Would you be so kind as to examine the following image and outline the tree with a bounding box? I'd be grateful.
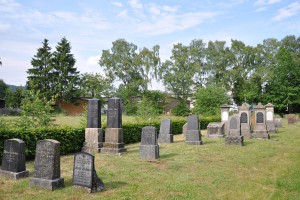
[0,79,8,99]
[53,37,80,102]
[99,39,160,114]
[194,85,230,116]
[27,39,54,100]
[5,86,25,108]
[79,72,114,99]
[265,47,300,113]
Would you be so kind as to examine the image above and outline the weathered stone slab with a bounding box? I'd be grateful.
[206,122,225,138]
[274,117,282,127]
[140,126,159,160]
[29,139,64,191]
[82,128,103,153]
[73,152,105,193]
[225,135,244,146]
[158,119,173,143]
[0,139,29,179]
[228,115,241,136]
[186,115,203,145]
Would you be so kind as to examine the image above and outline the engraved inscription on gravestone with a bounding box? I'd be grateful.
[240,113,248,124]
[256,112,264,123]
[229,117,238,129]
[187,115,199,130]
[87,99,101,128]
[73,152,93,188]
[141,126,157,145]
[107,98,122,128]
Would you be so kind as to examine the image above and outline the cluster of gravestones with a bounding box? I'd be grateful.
[206,102,284,146]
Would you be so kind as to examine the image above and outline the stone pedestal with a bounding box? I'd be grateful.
[0,169,29,179]
[101,128,126,154]
[225,135,244,146]
[206,122,225,138]
[186,130,203,145]
[30,177,65,191]
[139,145,159,160]
[241,124,252,139]
[82,128,103,153]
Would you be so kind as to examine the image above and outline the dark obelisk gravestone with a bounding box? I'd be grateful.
[101,97,126,154]
[0,139,29,179]
[140,126,159,160]
[158,119,173,143]
[186,115,203,145]
[225,115,244,146]
[73,152,105,193]
[82,98,103,153]
[29,139,64,190]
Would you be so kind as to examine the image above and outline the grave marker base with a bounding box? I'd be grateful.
[140,145,159,160]
[0,169,29,179]
[225,136,244,146]
[158,134,173,143]
[30,177,64,191]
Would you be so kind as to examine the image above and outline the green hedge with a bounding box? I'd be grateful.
[0,116,220,162]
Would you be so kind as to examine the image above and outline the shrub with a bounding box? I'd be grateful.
[172,102,190,116]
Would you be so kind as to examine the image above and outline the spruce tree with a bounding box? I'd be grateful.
[53,37,80,102]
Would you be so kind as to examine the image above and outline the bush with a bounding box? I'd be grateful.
[172,103,190,116]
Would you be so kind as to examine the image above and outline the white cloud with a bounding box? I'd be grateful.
[128,0,143,10]
[112,1,123,7]
[117,9,129,18]
[255,0,281,6]
[0,23,11,31]
[255,6,268,12]
[0,0,20,14]
[273,2,300,21]
[87,55,100,66]
[147,4,160,15]
[162,5,178,12]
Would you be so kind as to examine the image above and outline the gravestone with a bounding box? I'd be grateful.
[140,126,159,160]
[238,103,252,139]
[101,97,126,154]
[158,119,173,143]
[287,114,297,124]
[265,103,276,132]
[73,152,105,193]
[29,139,64,190]
[206,122,225,138]
[82,99,103,153]
[182,123,187,136]
[274,117,282,128]
[225,115,244,146]
[252,103,269,139]
[221,104,230,133]
[0,139,29,179]
[186,115,203,145]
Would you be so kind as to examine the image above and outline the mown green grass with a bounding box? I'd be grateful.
[0,119,300,199]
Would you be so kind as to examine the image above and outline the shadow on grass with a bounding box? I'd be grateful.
[202,140,218,145]
[160,153,178,159]
[106,181,128,189]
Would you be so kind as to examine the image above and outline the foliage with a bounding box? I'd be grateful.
[4,86,25,108]
[194,85,230,116]
[172,102,190,116]
[17,90,56,129]
[0,79,8,99]
[136,97,159,119]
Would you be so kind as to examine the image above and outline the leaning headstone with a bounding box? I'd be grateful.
[82,98,103,153]
[186,115,203,145]
[29,139,64,190]
[225,115,244,146]
[239,103,252,138]
[140,126,159,160]
[73,152,105,193]
[158,119,173,143]
[0,139,29,179]
[252,103,270,139]
[206,122,225,138]
[265,103,276,133]
[101,97,126,154]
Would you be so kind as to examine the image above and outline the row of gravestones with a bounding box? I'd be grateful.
[0,139,105,192]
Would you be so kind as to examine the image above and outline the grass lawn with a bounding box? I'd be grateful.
[0,119,300,199]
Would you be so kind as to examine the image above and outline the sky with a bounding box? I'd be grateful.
[0,0,300,89]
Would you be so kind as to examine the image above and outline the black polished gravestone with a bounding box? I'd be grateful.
[29,139,64,191]
[73,152,105,193]
[82,99,103,153]
[101,97,126,155]
[157,119,173,143]
[186,115,203,145]
[0,139,29,179]
[140,126,159,160]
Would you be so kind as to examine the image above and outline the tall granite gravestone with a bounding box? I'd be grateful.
[73,152,105,193]
[252,103,270,139]
[158,119,173,143]
[0,139,29,179]
[82,98,103,153]
[186,115,203,145]
[206,122,225,138]
[140,126,159,160]
[265,103,276,133]
[239,103,252,139]
[221,104,230,134]
[101,97,126,154]
[225,115,244,146]
[30,139,64,190]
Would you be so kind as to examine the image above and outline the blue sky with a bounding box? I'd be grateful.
[0,0,300,88]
